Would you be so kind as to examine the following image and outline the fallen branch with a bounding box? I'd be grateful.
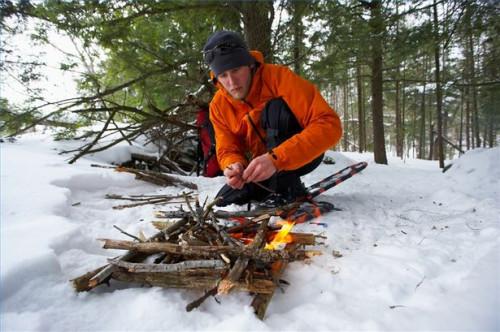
[111,270,275,294]
[117,166,198,189]
[109,258,226,273]
[99,238,312,263]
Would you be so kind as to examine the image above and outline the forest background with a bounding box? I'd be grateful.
[1,0,498,170]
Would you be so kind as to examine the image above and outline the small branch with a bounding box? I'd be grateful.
[186,287,218,312]
[113,225,144,242]
[415,276,426,291]
[116,166,198,189]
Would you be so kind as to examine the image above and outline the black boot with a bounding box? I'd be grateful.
[259,175,307,208]
[215,182,270,207]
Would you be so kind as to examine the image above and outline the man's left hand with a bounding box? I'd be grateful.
[243,153,277,183]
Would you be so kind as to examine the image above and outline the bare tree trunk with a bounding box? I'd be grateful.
[441,47,448,159]
[487,118,495,147]
[418,55,428,159]
[395,77,403,158]
[411,96,416,159]
[433,0,445,168]
[291,1,306,76]
[402,64,407,158]
[368,0,387,164]
[468,27,481,148]
[395,2,403,158]
[418,82,427,159]
[465,82,471,150]
[356,60,366,153]
[233,1,274,61]
[428,125,434,160]
[459,86,464,152]
[343,77,349,151]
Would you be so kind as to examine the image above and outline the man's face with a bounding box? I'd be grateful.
[217,65,252,100]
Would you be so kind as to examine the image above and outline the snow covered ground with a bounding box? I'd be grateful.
[1,133,499,331]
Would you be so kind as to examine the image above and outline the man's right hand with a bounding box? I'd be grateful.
[224,162,245,189]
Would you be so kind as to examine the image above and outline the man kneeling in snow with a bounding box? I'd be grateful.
[203,31,342,207]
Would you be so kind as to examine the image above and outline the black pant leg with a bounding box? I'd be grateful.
[261,98,323,190]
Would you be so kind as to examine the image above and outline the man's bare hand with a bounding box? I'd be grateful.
[224,162,245,189]
[243,153,277,183]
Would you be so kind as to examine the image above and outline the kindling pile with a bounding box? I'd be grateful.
[71,162,367,319]
[71,197,325,320]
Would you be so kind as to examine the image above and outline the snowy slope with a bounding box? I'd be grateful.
[1,133,499,331]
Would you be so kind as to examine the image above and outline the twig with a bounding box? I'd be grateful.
[184,193,202,225]
[113,225,144,242]
[415,276,426,291]
[186,287,218,312]
[209,212,243,248]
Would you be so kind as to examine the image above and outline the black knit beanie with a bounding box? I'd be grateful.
[202,31,254,77]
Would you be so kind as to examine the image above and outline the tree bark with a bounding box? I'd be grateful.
[111,270,275,294]
[395,3,403,158]
[233,1,274,61]
[356,60,366,153]
[433,0,445,168]
[291,1,306,75]
[100,239,312,263]
[467,18,481,148]
[418,81,427,159]
[368,0,388,164]
[343,76,349,151]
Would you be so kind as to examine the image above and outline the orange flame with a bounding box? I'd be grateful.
[265,220,295,250]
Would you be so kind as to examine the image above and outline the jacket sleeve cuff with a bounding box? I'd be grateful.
[268,149,285,171]
[220,156,248,171]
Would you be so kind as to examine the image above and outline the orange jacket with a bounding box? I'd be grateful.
[209,51,342,172]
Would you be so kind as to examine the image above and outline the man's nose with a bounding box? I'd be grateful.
[227,73,237,86]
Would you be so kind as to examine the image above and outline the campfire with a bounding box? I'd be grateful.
[71,196,325,319]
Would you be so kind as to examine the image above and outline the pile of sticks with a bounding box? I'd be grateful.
[71,197,322,319]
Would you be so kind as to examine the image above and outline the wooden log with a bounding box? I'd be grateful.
[99,239,310,263]
[110,270,275,294]
[109,259,226,273]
